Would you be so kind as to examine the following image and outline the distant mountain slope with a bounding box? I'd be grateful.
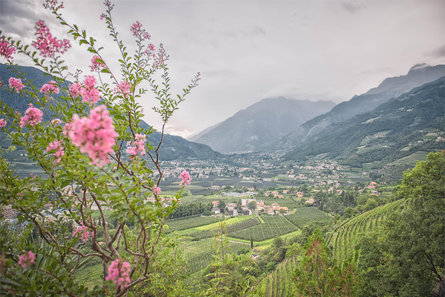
[190,97,335,154]
[280,64,445,148]
[0,63,220,161]
[285,76,445,172]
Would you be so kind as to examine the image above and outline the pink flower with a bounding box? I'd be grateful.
[69,83,81,98]
[20,104,43,127]
[126,133,146,157]
[80,76,100,104]
[51,118,61,125]
[43,0,64,10]
[153,185,161,195]
[40,80,59,95]
[130,21,152,44]
[90,55,106,72]
[179,170,191,185]
[0,38,15,60]
[0,119,6,128]
[115,80,131,98]
[106,258,131,290]
[9,77,24,92]
[46,139,64,163]
[148,44,155,52]
[32,20,70,58]
[65,105,118,167]
[130,21,142,37]
[18,251,35,269]
[73,224,92,243]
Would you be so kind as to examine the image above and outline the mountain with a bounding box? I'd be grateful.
[280,64,445,148]
[190,97,335,154]
[285,76,445,179]
[0,63,221,162]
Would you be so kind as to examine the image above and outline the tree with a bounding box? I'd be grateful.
[357,151,445,297]
[217,200,226,214]
[0,0,199,295]
[293,229,358,297]
[247,201,256,211]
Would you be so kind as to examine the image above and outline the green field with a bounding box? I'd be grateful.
[165,216,222,232]
[183,238,248,274]
[285,207,332,228]
[229,215,297,242]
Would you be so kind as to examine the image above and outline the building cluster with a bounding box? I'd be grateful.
[211,198,289,216]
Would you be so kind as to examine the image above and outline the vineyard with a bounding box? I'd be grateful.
[285,207,332,228]
[183,238,248,274]
[253,256,299,297]
[166,216,222,232]
[327,199,405,263]
[190,217,261,240]
[229,215,297,242]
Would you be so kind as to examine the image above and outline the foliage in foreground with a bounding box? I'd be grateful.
[356,151,445,297]
[0,0,198,295]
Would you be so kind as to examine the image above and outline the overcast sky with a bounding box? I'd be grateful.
[1,0,444,137]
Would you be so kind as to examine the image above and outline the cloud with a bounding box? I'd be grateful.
[341,0,366,14]
[430,44,445,58]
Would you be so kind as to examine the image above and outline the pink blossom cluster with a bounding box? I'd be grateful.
[115,80,131,98]
[40,81,59,95]
[32,20,71,58]
[20,104,43,128]
[46,139,64,163]
[51,118,61,125]
[64,105,118,167]
[18,251,35,269]
[130,21,155,56]
[126,133,146,157]
[90,55,106,72]
[0,38,15,60]
[153,185,161,195]
[80,76,100,104]
[43,0,64,10]
[106,258,131,290]
[72,224,92,243]
[69,82,81,98]
[179,170,191,185]
[8,77,24,92]
[0,119,6,128]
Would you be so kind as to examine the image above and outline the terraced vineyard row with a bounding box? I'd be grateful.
[327,199,405,264]
[229,215,297,242]
[253,256,298,297]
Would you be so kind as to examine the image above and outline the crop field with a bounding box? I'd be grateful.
[183,238,248,274]
[166,216,222,232]
[327,199,405,264]
[228,215,297,242]
[190,217,261,240]
[285,207,332,228]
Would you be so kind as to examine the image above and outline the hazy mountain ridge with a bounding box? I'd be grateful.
[191,97,335,154]
[280,64,445,148]
[0,63,221,161]
[285,76,445,173]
